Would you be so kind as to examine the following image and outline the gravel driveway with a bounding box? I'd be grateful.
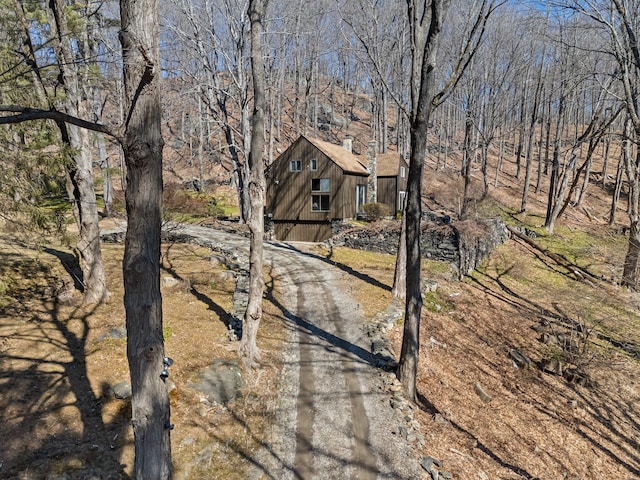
[110,223,424,479]
[256,241,423,480]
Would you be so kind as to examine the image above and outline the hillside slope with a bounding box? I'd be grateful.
[319,149,640,478]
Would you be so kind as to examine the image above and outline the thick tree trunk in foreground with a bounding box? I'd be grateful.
[397,0,450,403]
[398,122,429,402]
[119,0,172,477]
[239,0,268,366]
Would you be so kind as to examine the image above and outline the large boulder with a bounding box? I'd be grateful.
[188,359,244,404]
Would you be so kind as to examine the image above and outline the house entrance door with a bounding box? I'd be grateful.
[356,184,367,214]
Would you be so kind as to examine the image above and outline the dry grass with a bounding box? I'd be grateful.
[309,244,396,318]
[398,236,640,480]
[0,230,283,479]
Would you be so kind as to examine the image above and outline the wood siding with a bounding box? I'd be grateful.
[274,221,332,242]
[378,176,398,213]
[266,136,367,226]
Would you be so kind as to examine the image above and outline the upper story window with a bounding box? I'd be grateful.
[400,166,406,178]
[310,158,318,171]
[290,160,302,172]
[311,178,330,192]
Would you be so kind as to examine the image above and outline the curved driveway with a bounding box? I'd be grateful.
[164,224,423,479]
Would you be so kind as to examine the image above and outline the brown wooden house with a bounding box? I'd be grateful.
[266,135,408,242]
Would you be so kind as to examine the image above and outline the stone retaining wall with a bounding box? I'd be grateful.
[331,216,508,279]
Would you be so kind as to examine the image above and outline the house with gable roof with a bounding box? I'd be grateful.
[265,135,408,242]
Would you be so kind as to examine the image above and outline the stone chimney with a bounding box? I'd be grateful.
[342,137,353,154]
[367,140,377,204]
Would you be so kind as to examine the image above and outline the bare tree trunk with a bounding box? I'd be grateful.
[602,132,611,187]
[67,126,108,304]
[460,102,474,219]
[545,90,612,231]
[557,140,599,220]
[48,0,109,304]
[543,101,552,176]
[119,0,172,476]
[392,211,407,300]
[544,93,566,232]
[394,0,496,400]
[514,77,529,180]
[521,60,544,213]
[197,94,205,191]
[622,220,640,289]
[480,143,489,199]
[382,87,388,153]
[397,0,451,403]
[293,5,302,137]
[494,133,504,188]
[97,135,113,216]
[622,122,640,288]
[577,138,596,206]
[609,154,624,227]
[535,105,546,193]
[239,0,268,366]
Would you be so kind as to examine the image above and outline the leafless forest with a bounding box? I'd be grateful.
[2,1,640,479]
[4,0,640,284]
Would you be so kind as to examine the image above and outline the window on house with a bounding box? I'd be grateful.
[400,166,406,178]
[290,159,302,172]
[312,194,330,211]
[310,158,318,171]
[311,178,330,192]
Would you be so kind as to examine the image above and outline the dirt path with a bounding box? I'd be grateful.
[172,224,423,479]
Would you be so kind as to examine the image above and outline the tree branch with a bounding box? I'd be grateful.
[0,105,122,141]
[433,0,505,109]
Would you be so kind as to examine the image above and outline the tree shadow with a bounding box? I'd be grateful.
[544,387,639,476]
[268,241,392,292]
[159,243,231,328]
[449,268,640,477]
[44,247,85,292]
[198,397,417,480]
[414,394,535,480]
[467,268,563,323]
[183,265,416,480]
[263,267,390,371]
[0,253,130,479]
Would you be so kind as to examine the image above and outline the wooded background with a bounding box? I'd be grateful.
[3,1,640,477]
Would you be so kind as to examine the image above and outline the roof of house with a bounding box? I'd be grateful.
[305,136,369,175]
[377,153,404,177]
